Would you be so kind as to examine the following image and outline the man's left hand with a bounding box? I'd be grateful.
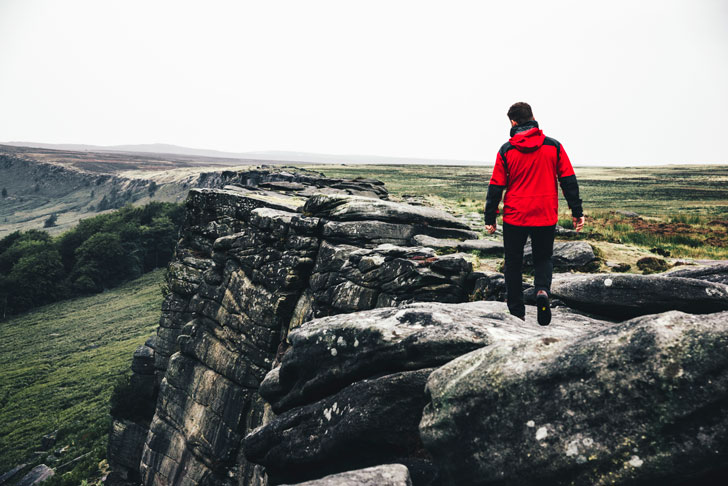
[485,223,497,234]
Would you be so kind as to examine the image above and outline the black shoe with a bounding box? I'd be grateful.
[536,291,551,326]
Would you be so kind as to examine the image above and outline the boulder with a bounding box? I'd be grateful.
[40,430,57,450]
[420,310,728,486]
[456,238,503,255]
[131,344,155,375]
[554,224,578,237]
[308,243,473,317]
[410,235,459,251]
[260,301,610,414]
[550,273,728,320]
[524,241,597,271]
[246,370,435,485]
[304,194,470,230]
[278,464,412,486]
[16,465,54,486]
[665,262,728,285]
[469,271,531,302]
[107,419,149,480]
[412,235,504,255]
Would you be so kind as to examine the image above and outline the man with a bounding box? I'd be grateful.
[484,102,584,326]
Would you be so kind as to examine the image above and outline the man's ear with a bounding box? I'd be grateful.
[510,120,518,127]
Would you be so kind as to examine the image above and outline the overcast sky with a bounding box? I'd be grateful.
[1,0,726,165]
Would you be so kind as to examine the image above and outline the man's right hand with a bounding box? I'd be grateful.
[573,216,585,232]
[485,223,497,234]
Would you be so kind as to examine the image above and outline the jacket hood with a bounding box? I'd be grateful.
[509,120,545,153]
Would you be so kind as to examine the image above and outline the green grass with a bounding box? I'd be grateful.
[0,270,164,484]
[306,164,728,218]
[305,164,728,260]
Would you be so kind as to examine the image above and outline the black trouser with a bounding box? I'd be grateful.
[503,222,555,318]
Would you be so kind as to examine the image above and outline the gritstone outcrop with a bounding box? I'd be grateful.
[107,167,728,486]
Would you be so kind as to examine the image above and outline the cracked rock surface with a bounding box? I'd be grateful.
[420,310,728,486]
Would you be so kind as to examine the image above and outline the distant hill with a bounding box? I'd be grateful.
[4,142,482,166]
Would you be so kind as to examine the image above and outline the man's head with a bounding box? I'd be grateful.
[507,102,534,127]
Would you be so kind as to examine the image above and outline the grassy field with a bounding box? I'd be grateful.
[305,164,728,260]
[0,270,164,485]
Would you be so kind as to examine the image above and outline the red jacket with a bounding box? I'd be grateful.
[485,121,582,227]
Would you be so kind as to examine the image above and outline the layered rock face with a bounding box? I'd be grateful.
[109,168,728,486]
[108,170,478,486]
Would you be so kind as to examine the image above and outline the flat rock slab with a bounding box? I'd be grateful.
[260,301,611,413]
[278,464,413,486]
[550,273,728,320]
[524,241,597,271]
[322,220,478,247]
[246,370,433,485]
[16,465,54,486]
[412,235,503,255]
[665,262,728,285]
[420,310,728,486]
[304,194,469,230]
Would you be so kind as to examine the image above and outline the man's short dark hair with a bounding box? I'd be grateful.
[507,102,534,125]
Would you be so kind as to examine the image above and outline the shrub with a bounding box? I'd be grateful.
[44,213,58,228]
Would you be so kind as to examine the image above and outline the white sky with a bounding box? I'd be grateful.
[1,0,727,165]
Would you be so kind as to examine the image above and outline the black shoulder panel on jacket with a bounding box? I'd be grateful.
[499,142,514,158]
[543,136,561,162]
[498,142,514,180]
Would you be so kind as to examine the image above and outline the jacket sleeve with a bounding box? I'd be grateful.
[484,152,507,225]
[556,146,583,218]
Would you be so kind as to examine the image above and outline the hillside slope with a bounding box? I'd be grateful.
[0,270,164,483]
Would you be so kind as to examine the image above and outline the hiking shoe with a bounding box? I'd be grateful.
[536,290,551,326]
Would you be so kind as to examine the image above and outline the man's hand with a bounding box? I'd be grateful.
[485,223,497,234]
[573,216,585,232]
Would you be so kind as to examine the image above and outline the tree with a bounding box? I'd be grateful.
[8,245,66,313]
[44,213,58,228]
[72,232,133,291]
[141,216,176,270]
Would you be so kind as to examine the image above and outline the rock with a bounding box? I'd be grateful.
[304,194,470,230]
[412,235,504,256]
[0,464,27,484]
[637,256,670,274]
[16,465,54,486]
[278,464,413,486]
[107,419,149,481]
[308,242,472,318]
[554,224,578,237]
[40,430,57,450]
[131,344,154,375]
[550,273,728,320]
[615,210,640,218]
[322,220,478,248]
[420,310,728,486]
[411,235,459,251]
[456,238,503,255]
[524,241,598,271]
[260,301,610,414]
[469,271,531,302]
[246,370,435,485]
[665,262,728,285]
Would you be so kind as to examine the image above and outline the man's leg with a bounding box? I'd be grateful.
[530,225,556,325]
[503,222,529,319]
[529,225,556,294]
